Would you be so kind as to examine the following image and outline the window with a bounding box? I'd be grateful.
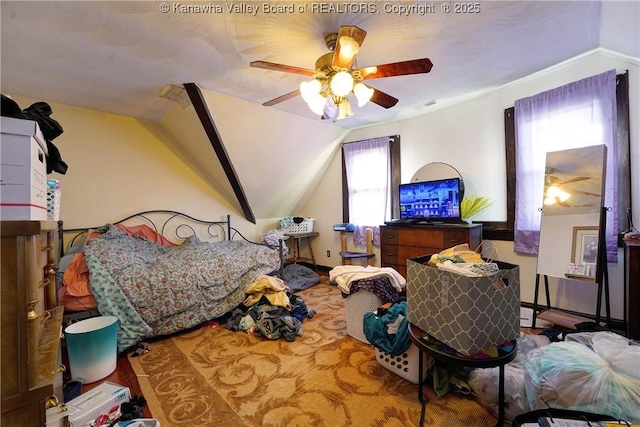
[491,71,631,246]
[514,69,619,261]
[341,135,401,246]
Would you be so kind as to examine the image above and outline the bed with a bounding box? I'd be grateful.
[57,210,285,352]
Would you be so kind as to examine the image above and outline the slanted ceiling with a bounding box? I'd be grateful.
[1,1,638,221]
[159,86,347,220]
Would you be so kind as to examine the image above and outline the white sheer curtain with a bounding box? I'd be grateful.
[514,69,618,261]
[343,137,390,246]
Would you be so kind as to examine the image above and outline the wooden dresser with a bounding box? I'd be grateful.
[624,239,640,340]
[1,221,64,426]
[380,223,482,277]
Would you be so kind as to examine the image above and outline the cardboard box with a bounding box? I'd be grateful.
[407,255,520,356]
[1,116,48,220]
[65,381,130,427]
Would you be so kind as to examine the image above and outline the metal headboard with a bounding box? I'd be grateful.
[60,210,284,276]
[62,210,231,248]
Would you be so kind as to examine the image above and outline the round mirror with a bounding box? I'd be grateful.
[411,162,465,199]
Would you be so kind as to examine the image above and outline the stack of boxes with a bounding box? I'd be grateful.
[1,116,49,220]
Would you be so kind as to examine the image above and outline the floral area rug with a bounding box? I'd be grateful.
[128,281,498,426]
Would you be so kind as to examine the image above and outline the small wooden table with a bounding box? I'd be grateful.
[408,323,518,427]
[285,232,319,270]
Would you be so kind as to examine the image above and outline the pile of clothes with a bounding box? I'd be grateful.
[223,275,316,341]
[329,265,405,299]
[428,243,499,277]
[362,301,411,356]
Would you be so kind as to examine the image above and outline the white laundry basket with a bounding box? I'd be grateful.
[375,343,434,384]
[285,218,315,234]
[344,290,384,344]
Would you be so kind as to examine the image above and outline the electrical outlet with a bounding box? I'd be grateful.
[326,250,331,257]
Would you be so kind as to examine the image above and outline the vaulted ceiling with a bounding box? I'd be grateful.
[1,1,638,220]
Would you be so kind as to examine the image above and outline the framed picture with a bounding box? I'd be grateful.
[571,226,599,264]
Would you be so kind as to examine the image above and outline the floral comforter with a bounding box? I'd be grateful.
[83,225,281,351]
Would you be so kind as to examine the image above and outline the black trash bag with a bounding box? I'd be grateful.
[1,94,68,175]
[21,101,64,141]
[45,141,68,174]
[1,94,22,116]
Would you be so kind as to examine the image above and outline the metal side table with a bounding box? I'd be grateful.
[408,323,518,427]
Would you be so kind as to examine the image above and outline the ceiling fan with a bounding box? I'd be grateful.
[250,26,433,121]
[544,169,596,207]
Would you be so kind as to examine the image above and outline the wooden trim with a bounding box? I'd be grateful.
[390,135,401,220]
[183,83,256,224]
[341,150,349,223]
[503,107,516,232]
[616,72,632,235]
[476,108,514,242]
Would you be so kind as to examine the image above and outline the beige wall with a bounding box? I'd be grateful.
[6,94,279,241]
[302,50,639,320]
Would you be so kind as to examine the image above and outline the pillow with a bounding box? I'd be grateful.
[262,230,289,257]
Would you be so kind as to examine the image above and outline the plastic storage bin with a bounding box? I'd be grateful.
[47,189,61,221]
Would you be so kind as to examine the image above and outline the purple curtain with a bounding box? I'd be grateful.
[514,69,618,262]
[343,137,390,247]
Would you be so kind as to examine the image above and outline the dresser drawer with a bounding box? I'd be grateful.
[381,228,398,245]
[398,229,445,247]
[34,307,63,389]
[381,245,398,265]
[398,245,440,260]
[380,224,482,281]
[444,230,469,248]
[25,234,51,323]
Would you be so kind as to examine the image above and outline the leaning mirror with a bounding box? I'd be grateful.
[536,145,607,281]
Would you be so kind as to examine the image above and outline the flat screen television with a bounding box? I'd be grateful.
[399,177,464,222]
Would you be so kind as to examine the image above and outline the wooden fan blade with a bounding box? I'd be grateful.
[369,87,398,109]
[558,176,590,185]
[262,89,300,106]
[250,60,316,77]
[565,188,600,198]
[332,26,367,69]
[357,58,434,80]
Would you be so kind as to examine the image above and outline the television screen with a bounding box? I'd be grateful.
[399,178,463,221]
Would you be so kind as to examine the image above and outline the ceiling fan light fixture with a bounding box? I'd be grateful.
[353,82,374,107]
[300,79,321,103]
[321,98,353,122]
[544,185,571,206]
[330,71,353,97]
[337,36,360,64]
[558,191,570,202]
[336,98,353,121]
[308,94,327,115]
